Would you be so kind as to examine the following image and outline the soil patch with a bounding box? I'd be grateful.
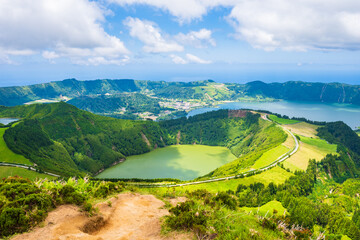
[12,193,192,240]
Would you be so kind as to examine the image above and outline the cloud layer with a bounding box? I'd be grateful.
[170,53,211,64]
[123,17,183,53]
[0,0,129,65]
[113,0,360,51]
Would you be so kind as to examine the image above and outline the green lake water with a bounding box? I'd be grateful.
[96,145,236,180]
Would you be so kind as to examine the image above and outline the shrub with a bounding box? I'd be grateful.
[212,192,237,210]
[166,200,207,230]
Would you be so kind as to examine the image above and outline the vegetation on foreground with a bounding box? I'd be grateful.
[0,176,127,237]
[2,158,360,239]
[1,118,360,239]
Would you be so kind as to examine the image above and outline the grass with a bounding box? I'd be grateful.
[282,131,295,149]
[299,136,337,153]
[283,122,319,138]
[241,200,287,217]
[283,140,337,171]
[0,166,56,180]
[0,128,32,165]
[251,145,289,169]
[268,115,300,125]
[161,167,292,194]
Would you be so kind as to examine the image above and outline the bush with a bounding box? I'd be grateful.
[0,207,29,236]
[212,192,237,210]
[166,201,207,230]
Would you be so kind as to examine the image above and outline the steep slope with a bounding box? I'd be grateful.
[0,102,168,176]
[0,79,139,106]
[0,104,287,178]
[68,93,162,118]
[245,81,360,105]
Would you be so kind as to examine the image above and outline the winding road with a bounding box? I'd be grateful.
[0,162,60,177]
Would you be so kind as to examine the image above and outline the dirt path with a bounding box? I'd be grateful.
[12,193,191,240]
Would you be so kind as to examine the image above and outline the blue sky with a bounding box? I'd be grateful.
[0,0,360,87]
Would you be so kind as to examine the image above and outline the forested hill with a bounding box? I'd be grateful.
[0,103,269,177]
[245,81,360,105]
[0,78,139,106]
[1,78,360,106]
[0,102,169,176]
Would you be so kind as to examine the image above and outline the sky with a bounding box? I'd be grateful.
[0,0,360,87]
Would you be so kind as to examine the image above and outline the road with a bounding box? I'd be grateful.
[138,114,299,188]
[0,162,60,177]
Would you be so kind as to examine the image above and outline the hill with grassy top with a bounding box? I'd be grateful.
[0,103,281,178]
[1,79,360,109]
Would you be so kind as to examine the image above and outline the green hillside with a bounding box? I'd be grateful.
[1,79,359,107]
[67,93,162,119]
[0,104,282,178]
[0,127,32,165]
[245,81,360,105]
[0,102,169,176]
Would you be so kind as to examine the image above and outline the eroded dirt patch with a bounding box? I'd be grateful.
[12,193,192,240]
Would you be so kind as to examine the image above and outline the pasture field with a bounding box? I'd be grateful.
[268,115,300,125]
[299,136,337,153]
[251,145,289,169]
[241,200,287,217]
[0,166,56,180]
[282,131,295,149]
[0,128,32,165]
[283,139,337,171]
[283,122,319,138]
[149,166,293,195]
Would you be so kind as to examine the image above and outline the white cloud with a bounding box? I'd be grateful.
[124,17,183,53]
[112,0,360,51]
[170,54,187,64]
[228,0,360,51]
[42,51,59,60]
[170,53,211,64]
[0,0,129,65]
[175,29,216,48]
[186,53,211,64]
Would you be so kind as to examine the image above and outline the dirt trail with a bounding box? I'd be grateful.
[12,193,191,240]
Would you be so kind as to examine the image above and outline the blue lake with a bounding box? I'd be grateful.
[0,118,19,125]
[188,101,360,129]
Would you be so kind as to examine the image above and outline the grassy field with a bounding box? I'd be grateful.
[299,136,337,153]
[141,167,293,198]
[0,166,56,180]
[174,167,292,194]
[268,115,300,125]
[0,128,32,165]
[282,131,295,149]
[283,139,337,171]
[241,200,287,217]
[283,122,319,138]
[251,145,289,169]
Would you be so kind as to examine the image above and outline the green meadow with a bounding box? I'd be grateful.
[268,115,300,125]
[0,166,56,180]
[251,145,289,169]
[299,135,337,153]
[241,200,287,217]
[0,128,32,165]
